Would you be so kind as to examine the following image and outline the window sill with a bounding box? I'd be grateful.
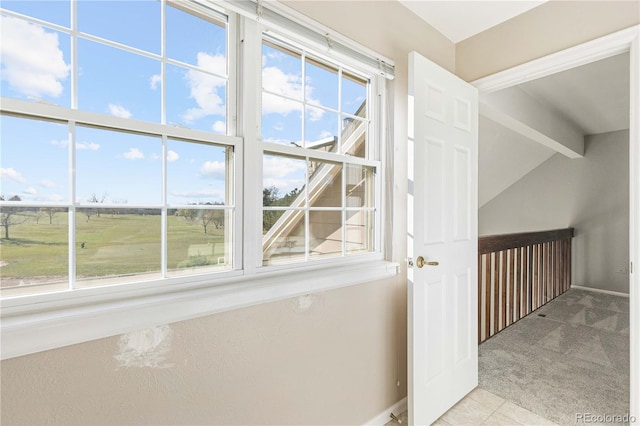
[0,259,399,360]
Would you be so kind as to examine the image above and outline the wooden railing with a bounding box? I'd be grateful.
[478,228,574,343]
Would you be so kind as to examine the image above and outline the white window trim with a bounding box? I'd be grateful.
[0,0,397,360]
[1,258,398,360]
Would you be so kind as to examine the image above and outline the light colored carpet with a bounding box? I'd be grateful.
[479,288,630,425]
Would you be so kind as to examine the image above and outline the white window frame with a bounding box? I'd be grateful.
[0,0,397,360]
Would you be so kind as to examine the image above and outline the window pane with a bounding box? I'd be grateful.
[309,210,342,259]
[342,72,367,117]
[0,207,69,297]
[0,115,69,202]
[262,210,305,265]
[167,140,231,205]
[262,41,302,100]
[1,1,70,27]
[75,126,161,204]
[167,208,231,276]
[261,93,302,144]
[305,107,338,149]
[0,16,71,106]
[309,160,342,208]
[77,0,160,53]
[341,117,367,157]
[346,210,374,254]
[262,41,304,145]
[78,38,160,122]
[75,208,160,286]
[166,4,226,70]
[305,57,338,109]
[263,154,306,207]
[346,164,374,208]
[166,63,227,133]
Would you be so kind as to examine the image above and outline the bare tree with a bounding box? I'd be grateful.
[177,205,223,234]
[40,207,62,225]
[88,192,109,218]
[177,208,198,223]
[0,196,27,239]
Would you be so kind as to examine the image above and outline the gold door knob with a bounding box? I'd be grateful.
[416,256,439,268]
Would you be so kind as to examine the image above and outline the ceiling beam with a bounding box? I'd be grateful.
[480,86,584,158]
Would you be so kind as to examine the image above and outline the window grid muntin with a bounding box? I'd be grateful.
[261,149,377,265]
[0,101,238,293]
[261,34,372,157]
[1,2,230,132]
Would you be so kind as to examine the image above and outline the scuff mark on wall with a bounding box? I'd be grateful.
[114,325,174,369]
[292,294,315,313]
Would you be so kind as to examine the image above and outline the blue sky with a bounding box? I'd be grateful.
[0,1,367,205]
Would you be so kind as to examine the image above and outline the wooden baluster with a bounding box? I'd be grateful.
[532,244,538,311]
[485,253,491,340]
[478,253,482,344]
[515,247,521,321]
[509,248,515,326]
[501,250,507,330]
[493,252,500,334]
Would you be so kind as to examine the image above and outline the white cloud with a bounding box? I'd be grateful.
[51,139,69,148]
[76,141,100,150]
[0,167,27,183]
[0,16,70,98]
[263,156,306,179]
[108,103,132,119]
[182,52,226,123]
[166,150,179,162]
[212,120,226,134]
[262,66,302,100]
[273,122,284,132]
[200,161,225,179]
[123,148,144,160]
[39,179,57,188]
[318,130,334,139]
[23,187,37,195]
[150,74,161,90]
[262,66,324,121]
[262,156,306,194]
[306,105,324,121]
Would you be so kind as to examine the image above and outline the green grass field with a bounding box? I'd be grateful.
[0,211,227,285]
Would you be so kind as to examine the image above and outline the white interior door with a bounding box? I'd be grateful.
[629,34,639,423]
[408,51,479,425]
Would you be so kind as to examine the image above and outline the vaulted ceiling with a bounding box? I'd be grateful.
[398,1,630,206]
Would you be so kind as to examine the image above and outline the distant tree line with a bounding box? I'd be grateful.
[0,193,229,239]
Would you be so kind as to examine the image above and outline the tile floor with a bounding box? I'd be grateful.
[386,387,558,426]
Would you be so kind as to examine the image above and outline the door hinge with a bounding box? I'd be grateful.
[408,257,414,268]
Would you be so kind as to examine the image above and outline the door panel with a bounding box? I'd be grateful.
[408,51,479,425]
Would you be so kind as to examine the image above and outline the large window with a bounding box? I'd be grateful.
[0,0,387,300]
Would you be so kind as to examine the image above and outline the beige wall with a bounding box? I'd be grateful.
[1,278,405,425]
[479,131,630,294]
[456,0,640,82]
[1,2,452,425]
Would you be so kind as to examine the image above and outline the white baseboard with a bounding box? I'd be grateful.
[363,397,408,426]
[571,285,629,298]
